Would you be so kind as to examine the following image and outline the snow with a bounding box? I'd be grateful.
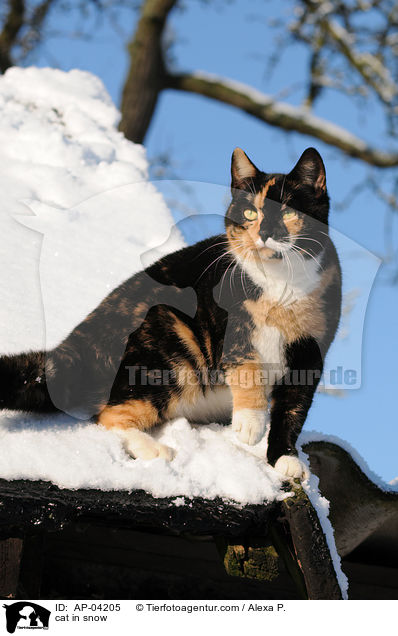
[0,66,183,353]
[0,412,289,503]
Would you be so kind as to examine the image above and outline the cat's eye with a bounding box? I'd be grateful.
[243,209,258,221]
[283,209,298,221]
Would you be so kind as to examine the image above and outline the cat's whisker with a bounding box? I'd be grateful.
[292,244,323,270]
[240,262,250,300]
[195,242,231,259]
[289,234,324,250]
[195,246,239,284]
[288,244,309,276]
[226,252,242,295]
[194,240,233,262]
[233,246,251,300]
[240,266,245,299]
[247,246,292,306]
[197,240,231,256]
[246,179,256,197]
[284,248,294,284]
[240,248,253,299]
[290,243,324,274]
[195,254,229,284]
[217,257,237,302]
[279,252,295,305]
[230,260,241,296]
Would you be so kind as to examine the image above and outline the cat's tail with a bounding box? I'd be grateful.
[0,345,117,419]
[0,351,59,414]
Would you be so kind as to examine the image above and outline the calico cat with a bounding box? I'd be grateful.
[0,147,341,480]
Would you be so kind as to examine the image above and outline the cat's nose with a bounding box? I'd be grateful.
[259,229,270,242]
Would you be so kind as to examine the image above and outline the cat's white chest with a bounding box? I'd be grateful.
[242,252,322,305]
[241,251,323,383]
[252,324,286,384]
[173,385,233,423]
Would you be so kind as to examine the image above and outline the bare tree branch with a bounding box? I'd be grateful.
[165,70,398,167]
[119,0,178,144]
[0,0,59,71]
[305,0,397,107]
[0,0,25,72]
[17,0,56,59]
[291,0,398,115]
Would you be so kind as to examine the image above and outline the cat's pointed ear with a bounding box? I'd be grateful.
[231,148,259,191]
[289,148,326,195]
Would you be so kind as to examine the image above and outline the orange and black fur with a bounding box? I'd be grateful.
[0,147,341,478]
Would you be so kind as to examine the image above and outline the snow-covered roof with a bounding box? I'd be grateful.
[0,66,288,505]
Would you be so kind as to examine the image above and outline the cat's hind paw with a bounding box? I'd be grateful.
[232,409,266,445]
[274,455,309,481]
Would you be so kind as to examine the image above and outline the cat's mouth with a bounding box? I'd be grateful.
[252,237,293,260]
[226,229,294,265]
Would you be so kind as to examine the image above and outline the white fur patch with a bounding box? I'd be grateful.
[264,237,292,253]
[274,455,309,480]
[252,324,283,362]
[232,408,267,445]
[251,325,286,385]
[116,428,174,461]
[174,385,232,424]
[240,250,322,305]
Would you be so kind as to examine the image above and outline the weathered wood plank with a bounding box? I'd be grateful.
[18,534,45,599]
[282,483,343,600]
[0,479,278,539]
[0,538,23,598]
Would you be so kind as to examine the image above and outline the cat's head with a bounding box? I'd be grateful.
[225,147,329,264]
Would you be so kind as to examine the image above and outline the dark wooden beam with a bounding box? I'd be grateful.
[18,534,45,599]
[282,483,343,599]
[0,538,23,598]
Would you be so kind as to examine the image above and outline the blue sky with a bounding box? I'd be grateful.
[30,0,398,481]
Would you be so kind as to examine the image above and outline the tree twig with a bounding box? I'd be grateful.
[17,0,56,60]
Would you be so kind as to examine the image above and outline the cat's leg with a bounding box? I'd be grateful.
[267,337,323,479]
[226,361,268,445]
[97,400,174,461]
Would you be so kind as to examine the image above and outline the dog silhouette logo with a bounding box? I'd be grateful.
[3,602,50,633]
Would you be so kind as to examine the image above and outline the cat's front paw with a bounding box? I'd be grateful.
[117,429,174,461]
[274,455,309,480]
[232,409,266,445]
[132,440,174,462]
